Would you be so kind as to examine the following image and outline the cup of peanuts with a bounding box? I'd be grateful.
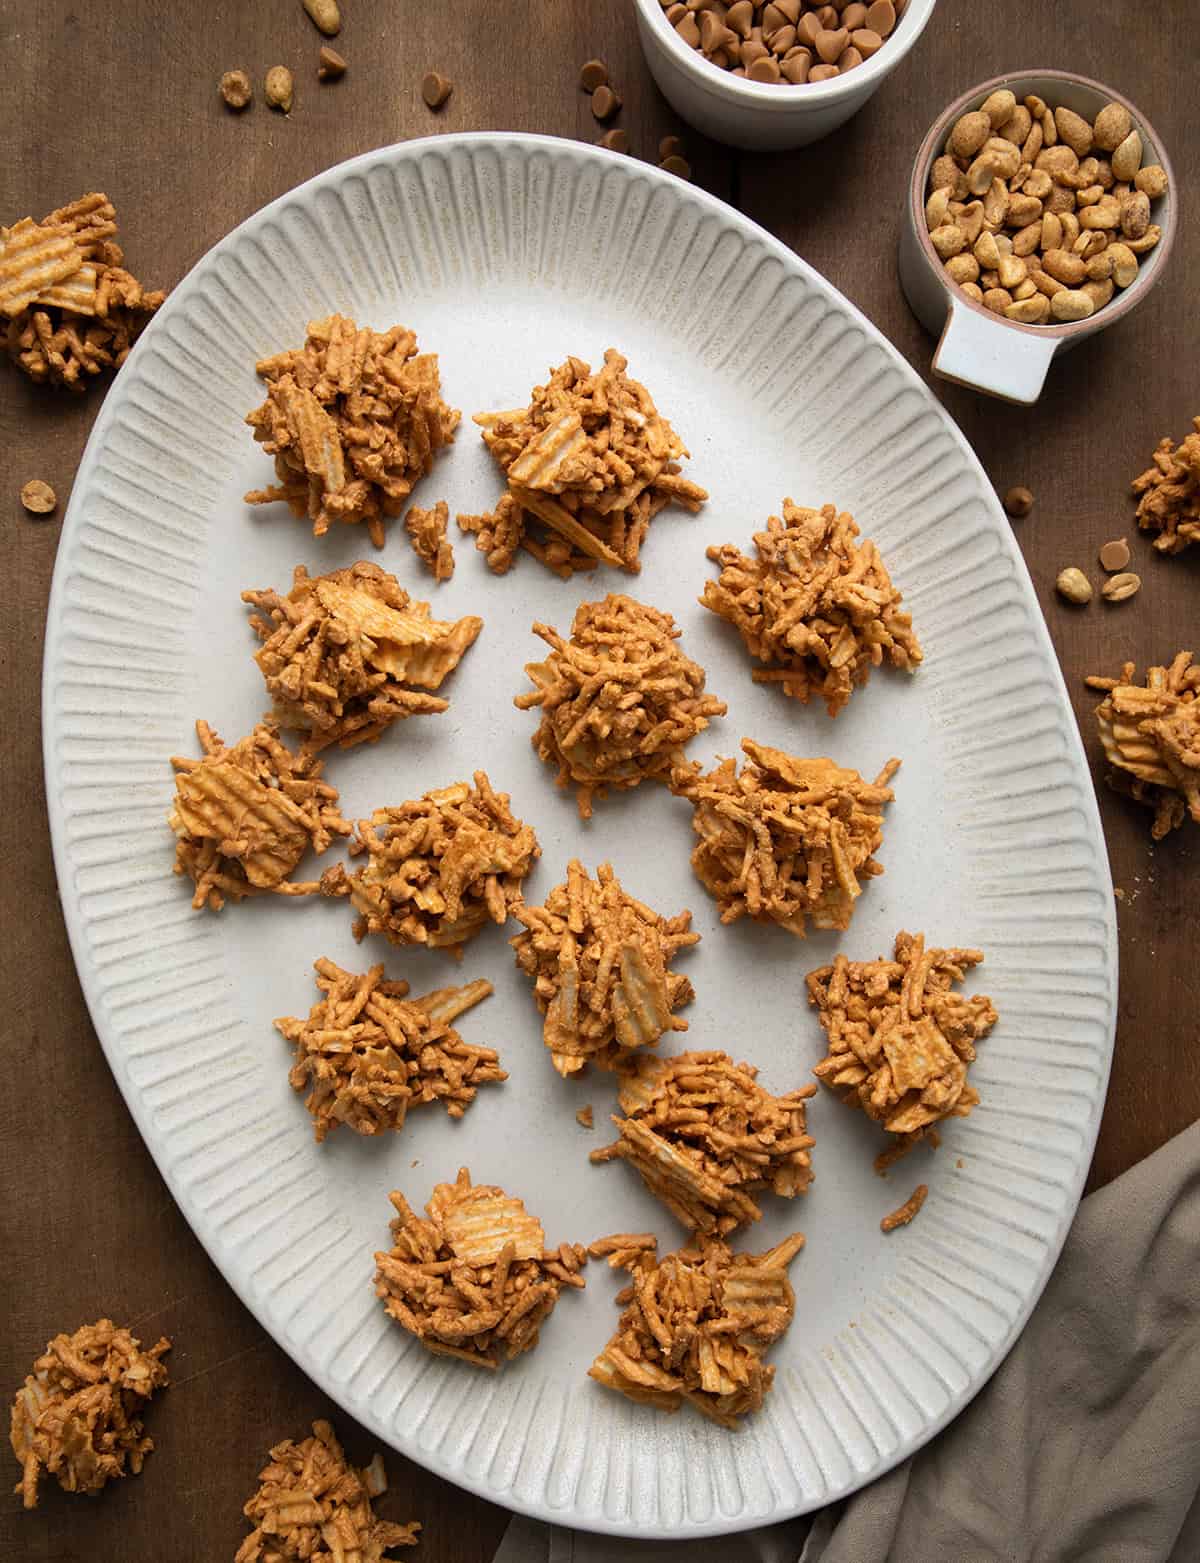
[900,71,1176,404]
[633,0,938,150]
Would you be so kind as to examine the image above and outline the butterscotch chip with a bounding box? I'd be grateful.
[515,594,725,818]
[1085,652,1200,838]
[276,958,500,1142]
[19,479,56,514]
[374,1168,587,1368]
[580,58,609,92]
[235,1420,419,1562]
[1132,416,1200,554]
[317,46,347,79]
[881,1183,928,1232]
[468,348,707,575]
[809,930,998,1153]
[588,1230,805,1426]
[243,561,480,752]
[245,314,460,547]
[659,155,692,179]
[169,718,351,911]
[672,738,899,936]
[591,84,621,120]
[511,860,698,1076]
[421,71,452,109]
[10,1320,170,1509]
[327,771,540,956]
[598,128,629,153]
[2,193,162,391]
[702,500,922,715]
[1098,537,1131,572]
[591,1050,816,1234]
[403,499,455,580]
[659,135,686,160]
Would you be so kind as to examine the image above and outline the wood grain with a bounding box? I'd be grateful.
[1,3,1194,1558]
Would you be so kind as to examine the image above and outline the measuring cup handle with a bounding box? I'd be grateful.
[932,296,1058,405]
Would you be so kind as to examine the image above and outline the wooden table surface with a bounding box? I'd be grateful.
[2,3,1195,1559]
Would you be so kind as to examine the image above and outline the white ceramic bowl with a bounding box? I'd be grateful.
[633,0,938,150]
[899,70,1177,404]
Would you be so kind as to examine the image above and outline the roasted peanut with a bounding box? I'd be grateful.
[1085,251,1115,281]
[1082,277,1114,310]
[1012,221,1043,256]
[1055,567,1093,604]
[945,253,980,285]
[949,110,991,159]
[1106,242,1139,288]
[1050,288,1095,322]
[302,0,341,36]
[1124,224,1161,254]
[929,223,966,259]
[1101,572,1141,602]
[982,287,1013,314]
[960,281,985,304]
[1110,129,1143,182]
[1054,106,1094,157]
[1005,295,1051,324]
[981,88,1017,127]
[1040,212,1063,251]
[1121,190,1151,239]
[1134,164,1168,199]
[265,65,294,112]
[1092,102,1132,152]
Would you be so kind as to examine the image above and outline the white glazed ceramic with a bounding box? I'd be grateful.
[633,0,937,150]
[44,133,1116,1539]
[900,71,1176,405]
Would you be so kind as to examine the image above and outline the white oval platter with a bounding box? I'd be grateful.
[42,133,1116,1539]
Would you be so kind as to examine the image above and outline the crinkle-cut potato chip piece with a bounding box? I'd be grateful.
[235,1419,420,1563]
[591,1050,816,1235]
[244,561,481,754]
[809,930,998,1156]
[587,1231,804,1427]
[245,313,460,547]
[1085,652,1200,839]
[464,348,707,576]
[2,193,164,391]
[168,718,351,911]
[9,1318,170,1509]
[374,1168,587,1369]
[511,860,698,1076]
[324,771,540,957]
[0,218,82,318]
[275,957,501,1143]
[515,593,725,819]
[671,737,899,937]
[1132,417,1200,555]
[701,500,923,717]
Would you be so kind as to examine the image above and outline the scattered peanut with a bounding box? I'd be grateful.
[220,69,253,111]
[302,0,341,36]
[1056,567,1093,604]
[928,91,1165,325]
[657,0,906,82]
[422,71,453,109]
[1098,537,1130,572]
[317,46,346,80]
[1003,485,1034,518]
[265,66,294,113]
[1101,571,1141,602]
[20,479,57,515]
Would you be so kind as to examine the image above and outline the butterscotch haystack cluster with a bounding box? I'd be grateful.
[169,719,350,911]
[591,1051,816,1235]
[404,499,454,580]
[1086,652,1200,838]
[511,860,699,1076]
[275,958,502,1143]
[809,931,998,1155]
[461,348,707,576]
[10,1320,170,1509]
[1132,418,1200,554]
[1,192,164,390]
[701,501,923,716]
[588,1230,805,1427]
[243,562,481,753]
[515,594,726,819]
[245,314,460,547]
[374,1168,587,1368]
[325,773,539,956]
[235,1420,420,1563]
[672,739,899,937]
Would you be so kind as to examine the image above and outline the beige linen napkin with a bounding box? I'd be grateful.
[494,1121,1200,1563]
